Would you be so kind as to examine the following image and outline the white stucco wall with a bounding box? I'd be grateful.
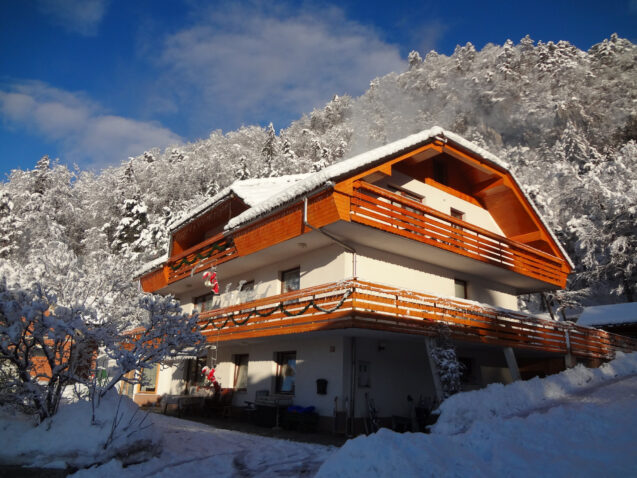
[347,337,437,419]
[178,244,349,313]
[214,335,346,417]
[356,245,519,309]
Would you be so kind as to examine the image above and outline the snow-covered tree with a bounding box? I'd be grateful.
[261,123,278,177]
[0,191,21,258]
[235,155,251,180]
[431,324,464,399]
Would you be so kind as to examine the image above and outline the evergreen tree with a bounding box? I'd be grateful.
[261,123,278,177]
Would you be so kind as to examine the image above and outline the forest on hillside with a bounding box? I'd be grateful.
[1,34,635,317]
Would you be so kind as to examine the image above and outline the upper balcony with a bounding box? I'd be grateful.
[141,182,569,294]
[349,181,567,288]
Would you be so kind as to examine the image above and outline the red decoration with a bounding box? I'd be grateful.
[203,271,219,294]
[201,365,217,383]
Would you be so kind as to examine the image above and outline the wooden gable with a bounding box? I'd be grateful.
[171,195,249,257]
[333,139,570,269]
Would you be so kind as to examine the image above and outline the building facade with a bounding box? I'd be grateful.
[135,127,636,430]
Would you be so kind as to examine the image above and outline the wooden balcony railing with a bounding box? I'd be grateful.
[167,233,237,283]
[198,280,637,360]
[351,181,568,288]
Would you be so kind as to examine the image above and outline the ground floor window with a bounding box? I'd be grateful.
[234,354,249,390]
[139,364,159,393]
[185,356,208,387]
[275,351,296,394]
[121,371,135,398]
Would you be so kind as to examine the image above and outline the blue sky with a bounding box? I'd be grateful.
[1,0,635,178]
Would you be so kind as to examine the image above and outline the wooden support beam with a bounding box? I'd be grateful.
[504,347,521,382]
[424,338,444,403]
[472,177,505,196]
[510,230,545,244]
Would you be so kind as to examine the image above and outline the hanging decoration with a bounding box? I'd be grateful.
[202,365,217,383]
[203,269,219,294]
[201,288,353,331]
[169,238,233,271]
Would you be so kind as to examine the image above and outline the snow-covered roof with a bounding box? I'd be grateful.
[134,252,168,279]
[168,174,309,232]
[138,126,573,277]
[223,127,573,268]
[228,127,445,230]
[577,302,637,327]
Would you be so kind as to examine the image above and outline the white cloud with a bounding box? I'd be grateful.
[0,81,182,169]
[154,5,405,129]
[35,0,109,36]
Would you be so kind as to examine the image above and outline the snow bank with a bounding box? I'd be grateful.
[316,353,637,478]
[0,390,161,470]
[317,384,637,478]
[432,351,637,435]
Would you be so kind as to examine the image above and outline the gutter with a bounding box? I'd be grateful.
[303,195,357,278]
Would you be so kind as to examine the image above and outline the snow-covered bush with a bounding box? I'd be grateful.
[431,324,464,399]
[0,389,161,470]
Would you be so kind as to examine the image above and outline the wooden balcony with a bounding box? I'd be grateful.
[199,280,637,360]
[351,181,568,288]
[167,233,237,283]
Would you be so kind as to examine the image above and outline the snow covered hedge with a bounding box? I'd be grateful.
[0,390,161,470]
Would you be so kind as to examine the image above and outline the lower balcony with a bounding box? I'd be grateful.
[198,280,637,360]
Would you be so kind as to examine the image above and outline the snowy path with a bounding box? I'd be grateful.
[73,413,334,478]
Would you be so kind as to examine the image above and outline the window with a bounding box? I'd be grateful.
[281,267,300,294]
[185,356,208,387]
[454,279,468,299]
[193,292,216,313]
[275,351,297,394]
[388,185,423,215]
[139,364,159,393]
[234,354,249,390]
[122,371,135,397]
[240,280,255,292]
[357,361,371,388]
[450,208,464,222]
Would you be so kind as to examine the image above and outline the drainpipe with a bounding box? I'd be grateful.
[303,196,357,278]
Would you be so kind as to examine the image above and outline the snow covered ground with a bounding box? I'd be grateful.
[4,353,637,477]
[73,414,333,477]
[317,352,637,477]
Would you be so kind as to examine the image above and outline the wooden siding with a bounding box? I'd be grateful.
[140,267,168,292]
[198,280,637,360]
[233,191,340,256]
[350,180,568,288]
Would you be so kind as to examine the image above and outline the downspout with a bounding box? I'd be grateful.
[303,195,358,434]
[303,196,357,278]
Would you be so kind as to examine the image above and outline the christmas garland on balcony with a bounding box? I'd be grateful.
[201,288,353,331]
[170,238,233,271]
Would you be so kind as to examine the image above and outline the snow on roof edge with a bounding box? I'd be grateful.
[226,127,446,230]
[167,174,309,233]
[135,252,169,279]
